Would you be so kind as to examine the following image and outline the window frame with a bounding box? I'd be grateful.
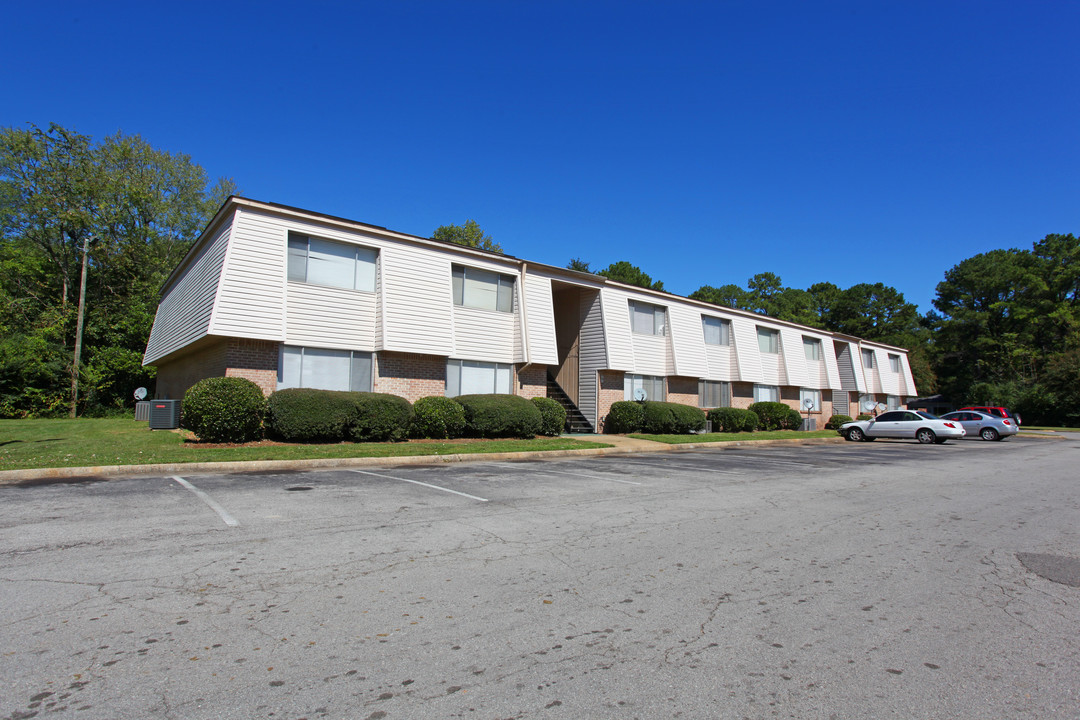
[702,316,731,346]
[628,300,667,337]
[287,232,378,292]
[445,359,513,397]
[451,265,516,313]
[862,349,875,369]
[698,379,731,408]
[624,374,666,401]
[888,354,901,373]
[757,327,779,354]
[800,388,822,412]
[803,336,823,361]
[753,384,780,403]
[278,346,373,392]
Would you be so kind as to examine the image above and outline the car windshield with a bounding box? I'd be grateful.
[916,411,940,420]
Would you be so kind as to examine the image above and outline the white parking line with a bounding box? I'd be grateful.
[347,469,489,502]
[488,463,643,485]
[171,476,240,527]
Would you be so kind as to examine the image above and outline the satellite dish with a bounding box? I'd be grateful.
[875,402,886,413]
[803,398,815,410]
[134,387,148,401]
[862,400,876,412]
[633,388,648,401]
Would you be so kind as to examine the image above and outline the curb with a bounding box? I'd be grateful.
[0,435,849,485]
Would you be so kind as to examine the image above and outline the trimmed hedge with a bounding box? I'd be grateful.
[708,407,759,433]
[856,413,873,421]
[606,401,645,433]
[350,393,413,442]
[531,396,567,436]
[266,388,359,442]
[825,413,853,429]
[411,396,466,439]
[747,401,803,431]
[641,401,707,434]
[455,394,542,438]
[181,376,266,443]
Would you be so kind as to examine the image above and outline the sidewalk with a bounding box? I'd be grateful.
[0,434,849,485]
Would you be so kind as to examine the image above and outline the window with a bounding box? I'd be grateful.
[452,265,515,312]
[702,316,731,346]
[889,354,901,373]
[800,388,821,412]
[858,393,876,413]
[862,349,875,369]
[446,359,512,396]
[803,337,822,361]
[699,380,730,408]
[624,374,665,401]
[288,233,377,292]
[279,346,372,392]
[754,384,780,403]
[629,300,666,336]
[887,395,900,410]
[757,327,779,354]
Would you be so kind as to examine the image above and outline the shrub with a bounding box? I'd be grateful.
[641,401,707,434]
[531,396,567,436]
[349,393,414,442]
[708,407,759,433]
[825,414,853,430]
[181,376,266,443]
[455,394,542,438]
[411,396,467,439]
[266,388,359,442]
[748,401,803,431]
[606,401,645,433]
[856,414,873,421]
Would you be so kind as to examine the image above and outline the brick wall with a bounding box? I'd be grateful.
[517,364,548,400]
[731,382,755,409]
[224,339,280,396]
[597,370,625,432]
[374,352,446,402]
[153,340,228,399]
[667,376,698,408]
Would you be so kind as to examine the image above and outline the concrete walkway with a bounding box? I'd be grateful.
[0,433,851,486]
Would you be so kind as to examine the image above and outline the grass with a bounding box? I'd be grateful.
[0,418,611,471]
[1018,426,1080,433]
[629,429,840,444]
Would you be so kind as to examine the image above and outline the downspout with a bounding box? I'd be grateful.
[517,262,532,388]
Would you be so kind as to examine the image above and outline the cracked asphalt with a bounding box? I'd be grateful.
[1,435,1078,719]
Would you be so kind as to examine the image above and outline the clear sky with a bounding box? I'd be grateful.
[2,0,1077,313]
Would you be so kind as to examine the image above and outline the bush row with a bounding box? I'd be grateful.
[180,378,567,443]
[606,400,823,435]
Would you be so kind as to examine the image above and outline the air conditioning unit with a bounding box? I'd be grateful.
[149,400,182,430]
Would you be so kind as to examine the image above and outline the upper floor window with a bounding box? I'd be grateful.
[452,265,515,312]
[803,336,822,361]
[629,300,666,336]
[279,346,372,392]
[288,233,377,292]
[446,359,512,396]
[889,354,901,373]
[862,349,875,369]
[757,327,779,354]
[702,316,731,345]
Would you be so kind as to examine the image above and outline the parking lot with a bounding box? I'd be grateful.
[2,436,1078,719]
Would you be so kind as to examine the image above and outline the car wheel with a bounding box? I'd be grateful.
[846,427,864,442]
[916,428,936,444]
[980,427,999,441]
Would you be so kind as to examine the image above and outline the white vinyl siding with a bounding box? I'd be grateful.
[699,380,730,408]
[757,327,779,354]
[446,359,512,397]
[379,243,454,356]
[279,346,372,392]
[288,233,377,292]
[522,273,559,365]
[625,374,665,401]
[629,300,666,336]
[208,208,286,341]
[800,388,822,411]
[730,316,762,383]
[144,219,232,364]
[600,288,635,371]
[285,281,377,350]
[453,304,519,364]
[703,316,731,345]
[668,304,708,377]
[754,384,780,403]
[452,265,514,313]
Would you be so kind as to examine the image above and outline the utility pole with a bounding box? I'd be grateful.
[70,234,92,418]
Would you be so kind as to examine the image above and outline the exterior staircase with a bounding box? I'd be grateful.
[546,374,594,434]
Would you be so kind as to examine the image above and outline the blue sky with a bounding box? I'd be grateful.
[2,0,1077,313]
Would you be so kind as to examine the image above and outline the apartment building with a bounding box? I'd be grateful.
[143,198,918,432]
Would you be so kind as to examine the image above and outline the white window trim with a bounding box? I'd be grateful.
[624,374,666,401]
[699,380,731,408]
[287,232,378,292]
[702,316,731,346]
[278,345,373,392]
[446,359,513,397]
[753,384,780,403]
[629,300,667,336]
[757,327,779,354]
[452,265,515,313]
[800,387,822,412]
[803,336,822,361]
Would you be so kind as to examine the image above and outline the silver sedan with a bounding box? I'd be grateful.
[939,410,1019,441]
[840,410,966,444]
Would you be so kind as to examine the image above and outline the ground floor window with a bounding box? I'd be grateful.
[858,393,876,414]
[887,395,900,410]
[754,384,780,403]
[280,346,372,392]
[699,380,730,408]
[625,374,665,401]
[800,388,822,412]
[446,359,512,397]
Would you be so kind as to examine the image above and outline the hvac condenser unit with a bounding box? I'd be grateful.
[149,400,182,430]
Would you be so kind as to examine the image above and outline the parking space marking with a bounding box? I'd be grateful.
[171,476,240,527]
[347,469,489,502]
[488,463,643,485]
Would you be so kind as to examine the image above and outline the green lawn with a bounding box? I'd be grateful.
[1018,426,1080,433]
[0,418,611,471]
[629,429,840,444]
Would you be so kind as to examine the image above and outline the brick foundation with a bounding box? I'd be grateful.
[153,339,229,399]
[517,364,548,400]
[597,370,625,431]
[667,376,698,408]
[224,339,280,395]
[373,352,446,403]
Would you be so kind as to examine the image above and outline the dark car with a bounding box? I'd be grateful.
[958,406,1022,426]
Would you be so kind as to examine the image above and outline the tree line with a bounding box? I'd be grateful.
[2,124,1076,425]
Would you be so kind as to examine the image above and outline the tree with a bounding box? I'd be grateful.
[690,284,751,309]
[432,219,502,253]
[566,257,592,273]
[0,123,237,417]
[597,261,664,291]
